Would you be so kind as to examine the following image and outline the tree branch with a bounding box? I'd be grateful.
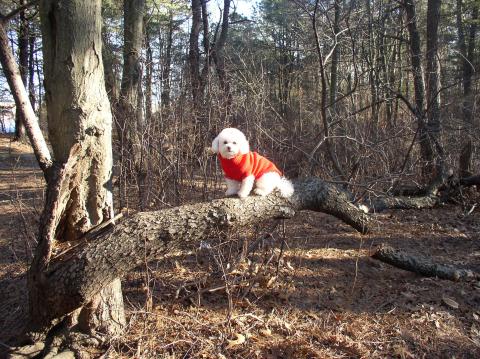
[0,17,52,178]
[372,245,475,281]
[29,178,370,329]
[2,0,39,22]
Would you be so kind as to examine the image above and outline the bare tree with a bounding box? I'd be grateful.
[0,1,52,176]
[14,0,29,141]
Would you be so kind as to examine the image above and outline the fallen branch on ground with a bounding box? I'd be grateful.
[372,245,475,281]
[368,171,451,212]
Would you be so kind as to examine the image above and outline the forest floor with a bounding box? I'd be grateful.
[1,134,480,358]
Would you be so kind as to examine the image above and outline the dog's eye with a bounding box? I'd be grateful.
[233,142,236,145]
[224,141,228,144]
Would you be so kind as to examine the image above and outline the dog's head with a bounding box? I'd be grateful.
[212,128,250,159]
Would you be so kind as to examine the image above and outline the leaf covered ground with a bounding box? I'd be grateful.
[0,135,479,358]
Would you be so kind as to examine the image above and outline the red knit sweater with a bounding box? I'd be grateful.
[219,152,282,181]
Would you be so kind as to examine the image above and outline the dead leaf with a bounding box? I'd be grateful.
[174,261,186,274]
[442,295,459,309]
[259,328,272,337]
[226,333,246,349]
[392,344,414,359]
[266,276,277,288]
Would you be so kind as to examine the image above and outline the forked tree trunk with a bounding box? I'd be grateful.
[29,0,125,336]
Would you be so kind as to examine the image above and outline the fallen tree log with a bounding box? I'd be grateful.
[460,174,480,187]
[368,194,439,212]
[30,178,370,328]
[372,245,475,281]
[368,171,450,212]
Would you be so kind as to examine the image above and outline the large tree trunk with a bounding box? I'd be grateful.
[25,178,370,326]
[29,0,125,337]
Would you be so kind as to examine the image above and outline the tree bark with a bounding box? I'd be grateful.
[329,0,341,110]
[189,0,203,110]
[161,10,174,108]
[403,0,435,176]
[29,178,370,327]
[30,0,124,337]
[458,0,478,177]
[28,30,36,110]
[372,245,475,281]
[312,0,345,179]
[117,0,147,210]
[459,174,480,187]
[212,0,232,117]
[425,0,443,174]
[145,26,153,123]
[14,0,29,141]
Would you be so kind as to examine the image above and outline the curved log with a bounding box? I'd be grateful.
[369,170,454,212]
[30,178,370,327]
[368,194,439,212]
[460,174,480,187]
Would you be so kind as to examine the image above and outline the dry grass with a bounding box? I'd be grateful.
[0,134,479,358]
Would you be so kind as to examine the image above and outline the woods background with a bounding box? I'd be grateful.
[3,0,478,206]
[1,0,480,358]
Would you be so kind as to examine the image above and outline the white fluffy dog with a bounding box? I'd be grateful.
[212,128,294,198]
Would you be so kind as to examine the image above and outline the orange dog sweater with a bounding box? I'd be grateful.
[219,152,282,181]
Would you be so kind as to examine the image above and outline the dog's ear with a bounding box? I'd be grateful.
[239,137,250,154]
[211,135,220,153]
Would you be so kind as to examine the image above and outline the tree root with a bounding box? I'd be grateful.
[8,323,105,359]
[372,245,476,281]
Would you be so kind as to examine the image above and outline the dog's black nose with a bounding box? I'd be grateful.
[227,146,231,151]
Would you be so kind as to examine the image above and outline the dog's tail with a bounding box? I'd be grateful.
[277,177,294,197]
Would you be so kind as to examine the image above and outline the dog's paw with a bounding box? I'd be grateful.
[237,191,250,198]
[225,189,238,196]
[253,188,269,196]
